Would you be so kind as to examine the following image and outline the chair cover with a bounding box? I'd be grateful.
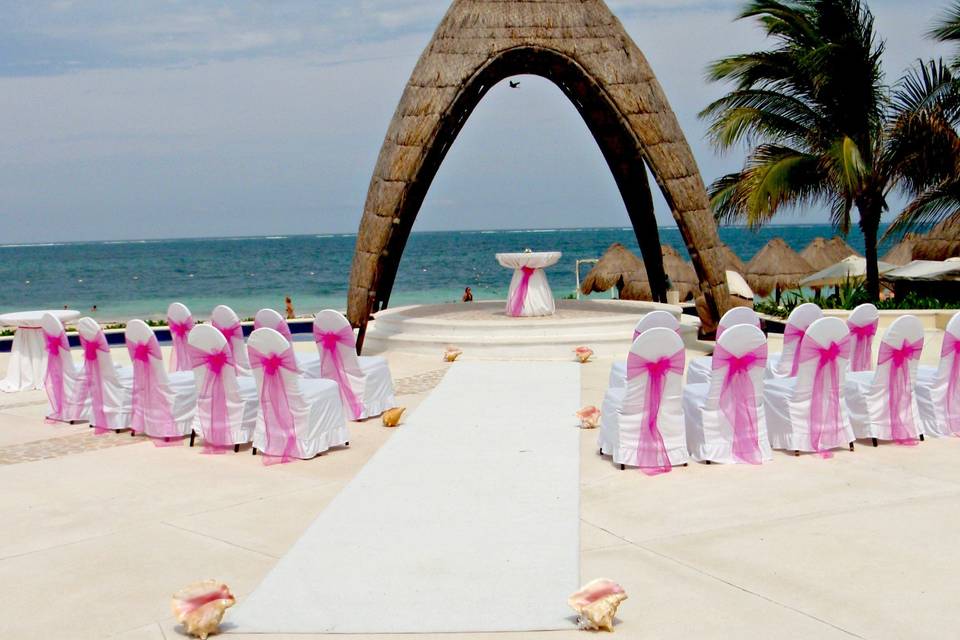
[77,317,133,433]
[125,320,197,445]
[765,303,823,379]
[764,317,855,455]
[41,313,88,423]
[254,308,321,373]
[847,303,879,372]
[599,328,688,473]
[310,310,397,420]
[188,324,258,452]
[683,324,773,464]
[687,307,762,384]
[916,311,960,437]
[843,315,924,444]
[167,302,195,373]
[248,328,349,464]
[211,305,251,376]
[608,311,681,390]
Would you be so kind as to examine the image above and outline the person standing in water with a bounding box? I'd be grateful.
[285,296,295,319]
[462,287,473,302]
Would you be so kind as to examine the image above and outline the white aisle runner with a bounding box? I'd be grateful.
[230,361,581,634]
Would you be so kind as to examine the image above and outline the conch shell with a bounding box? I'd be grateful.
[382,407,406,427]
[568,579,627,632]
[576,406,601,429]
[171,580,235,639]
[444,346,463,362]
[574,346,594,363]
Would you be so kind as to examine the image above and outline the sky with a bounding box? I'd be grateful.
[0,0,953,243]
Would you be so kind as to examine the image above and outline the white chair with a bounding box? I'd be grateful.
[599,328,688,473]
[41,313,88,423]
[77,317,133,433]
[248,327,349,462]
[167,302,195,373]
[188,324,258,452]
[311,310,397,420]
[211,305,251,376]
[766,303,823,378]
[125,319,197,443]
[844,315,925,445]
[687,307,762,384]
[254,308,321,373]
[916,311,960,437]
[847,303,880,372]
[683,324,773,464]
[764,317,855,455]
[608,311,681,390]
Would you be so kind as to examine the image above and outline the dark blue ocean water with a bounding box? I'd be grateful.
[0,225,898,321]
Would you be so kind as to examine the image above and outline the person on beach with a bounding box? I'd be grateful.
[285,296,295,319]
[91,304,97,313]
[462,287,473,302]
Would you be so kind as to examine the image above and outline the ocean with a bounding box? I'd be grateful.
[0,225,899,322]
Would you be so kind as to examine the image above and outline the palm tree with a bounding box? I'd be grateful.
[700,0,960,298]
[932,2,960,68]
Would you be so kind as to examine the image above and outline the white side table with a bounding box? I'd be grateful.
[495,252,562,317]
[0,310,81,392]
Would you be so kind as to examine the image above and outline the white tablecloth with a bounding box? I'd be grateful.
[496,252,562,317]
[0,310,81,392]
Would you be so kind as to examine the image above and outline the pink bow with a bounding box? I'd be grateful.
[848,320,878,372]
[942,333,960,436]
[127,337,180,445]
[626,349,685,475]
[713,343,767,464]
[797,334,851,457]
[79,332,110,434]
[168,316,194,373]
[878,338,924,445]
[249,347,300,464]
[255,317,293,343]
[191,346,236,454]
[43,330,70,420]
[506,266,536,317]
[783,324,807,376]
[313,325,364,420]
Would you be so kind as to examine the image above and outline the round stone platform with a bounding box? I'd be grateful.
[362,299,701,359]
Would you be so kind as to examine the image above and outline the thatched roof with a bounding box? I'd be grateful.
[800,236,861,271]
[580,243,645,295]
[746,238,814,296]
[882,233,920,266]
[914,217,960,261]
[345,0,733,347]
[620,245,700,301]
[718,243,747,274]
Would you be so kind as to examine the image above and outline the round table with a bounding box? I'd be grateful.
[495,252,562,317]
[0,310,81,392]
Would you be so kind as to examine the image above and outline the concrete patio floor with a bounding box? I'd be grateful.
[1,332,958,640]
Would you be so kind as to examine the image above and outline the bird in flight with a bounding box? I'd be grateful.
[509,80,520,89]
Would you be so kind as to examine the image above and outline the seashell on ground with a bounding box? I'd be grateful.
[171,580,236,639]
[574,346,594,363]
[568,579,627,632]
[444,347,463,362]
[576,405,601,429]
[382,407,406,427]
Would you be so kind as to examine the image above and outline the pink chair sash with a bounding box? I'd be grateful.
[255,317,293,343]
[848,319,878,372]
[168,316,194,373]
[79,332,110,434]
[249,347,300,464]
[506,266,536,317]
[313,325,364,420]
[878,338,924,445]
[942,333,960,436]
[43,330,70,420]
[128,338,180,445]
[712,343,767,464]
[797,334,851,457]
[783,324,806,376]
[626,349,685,475]
[212,320,244,367]
[191,346,236,454]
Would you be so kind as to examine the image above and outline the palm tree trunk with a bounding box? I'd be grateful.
[859,200,882,301]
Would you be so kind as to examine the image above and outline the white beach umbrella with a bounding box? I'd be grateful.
[883,259,960,281]
[726,270,754,299]
[800,255,896,288]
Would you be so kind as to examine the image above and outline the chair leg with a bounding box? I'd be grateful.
[234,444,240,453]
[252,447,257,456]
[189,431,196,447]
[620,464,625,471]
[794,450,800,457]
[130,430,135,437]
[705,460,712,465]
[345,441,350,447]
[849,442,855,452]
[920,434,925,442]
[872,438,879,447]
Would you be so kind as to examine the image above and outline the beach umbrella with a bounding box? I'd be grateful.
[718,243,747,274]
[746,238,814,300]
[579,243,645,296]
[621,245,700,302]
[913,217,960,261]
[882,233,919,266]
[800,236,861,271]
[726,270,754,300]
[800,255,896,289]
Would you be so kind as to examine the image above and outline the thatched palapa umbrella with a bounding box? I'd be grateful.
[746,238,814,301]
[718,243,747,274]
[882,233,920,266]
[800,236,861,271]
[580,243,645,297]
[621,245,700,301]
[913,217,960,261]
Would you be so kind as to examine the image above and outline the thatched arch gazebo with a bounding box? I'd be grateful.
[346,0,733,348]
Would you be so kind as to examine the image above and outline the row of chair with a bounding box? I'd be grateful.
[598,304,955,474]
[40,304,396,463]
